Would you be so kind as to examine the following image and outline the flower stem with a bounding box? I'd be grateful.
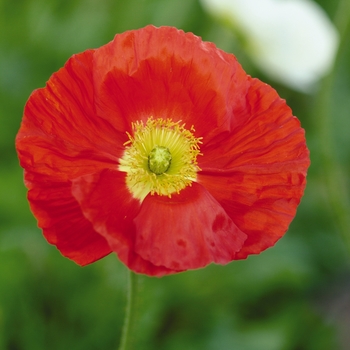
[118,270,141,350]
[315,0,350,252]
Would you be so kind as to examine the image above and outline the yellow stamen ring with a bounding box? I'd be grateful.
[119,117,202,201]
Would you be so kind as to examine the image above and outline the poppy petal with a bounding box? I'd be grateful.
[198,78,309,257]
[200,77,308,169]
[92,25,249,142]
[71,169,180,276]
[27,179,111,265]
[133,183,247,271]
[16,50,125,183]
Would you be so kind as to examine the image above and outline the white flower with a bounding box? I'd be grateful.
[201,0,339,92]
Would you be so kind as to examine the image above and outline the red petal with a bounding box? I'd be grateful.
[27,179,111,265]
[72,169,179,276]
[133,183,247,271]
[200,77,308,169]
[198,78,310,258]
[16,50,125,183]
[93,25,249,142]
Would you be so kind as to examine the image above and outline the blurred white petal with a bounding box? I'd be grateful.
[201,0,339,92]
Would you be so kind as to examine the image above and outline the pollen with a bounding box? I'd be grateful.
[119,117,202,201]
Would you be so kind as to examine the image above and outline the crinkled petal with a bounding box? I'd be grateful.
[200,77,308,169]
[93,25,250,142]
[72,169,179,276]
[198,78,309,257]
[16,50,125,183]
[134,183,247,271]
[27,179,111,265]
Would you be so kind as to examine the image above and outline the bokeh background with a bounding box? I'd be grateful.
[1,0,350,349]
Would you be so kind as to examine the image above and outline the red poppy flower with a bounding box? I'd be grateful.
[16,25,310,277]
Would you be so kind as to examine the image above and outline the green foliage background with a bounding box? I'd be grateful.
[1,0,350,349]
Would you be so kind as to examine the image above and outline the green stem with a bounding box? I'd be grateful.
[315,0,350,251]
[118,270,140,350]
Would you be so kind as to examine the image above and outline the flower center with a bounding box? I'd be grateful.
[148,146,172,175]
[119,117,202,201]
